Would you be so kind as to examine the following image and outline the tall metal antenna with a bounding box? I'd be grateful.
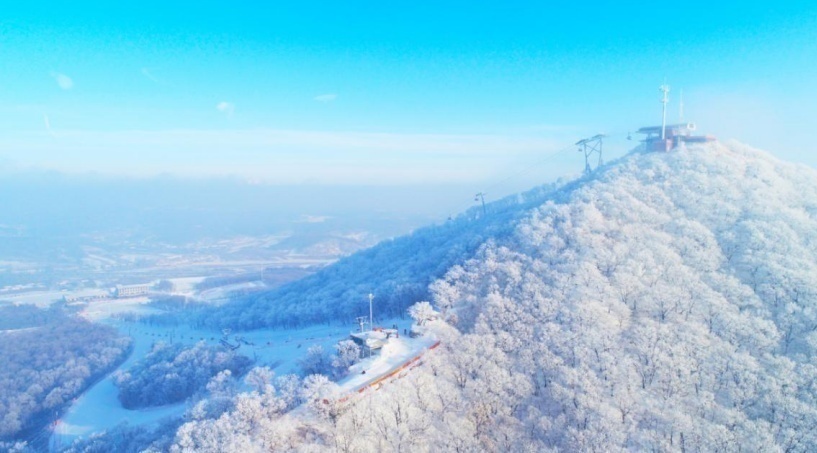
[474,192,487,217]
[659,82,670,140]
[575,134,606,175]
[368,293,374,331]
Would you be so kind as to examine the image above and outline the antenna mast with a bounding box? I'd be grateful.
[659,83,670,140]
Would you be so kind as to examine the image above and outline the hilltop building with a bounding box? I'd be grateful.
[348,293,400,355]
[350,328,399,356]
[637,123,716,152]
[637,83,716,152]
[62,290,110,304]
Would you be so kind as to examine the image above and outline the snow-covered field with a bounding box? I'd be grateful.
[78,297,155,321]
[50,312,416,449]
[166,276,206,295]
[0,290,76,307]
[195,281,268,304]
[0,288,110,307]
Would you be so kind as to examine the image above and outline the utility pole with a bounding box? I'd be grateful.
[368,293,374,331]
[575,134,606,175]
[659,82,670,140]
[474,192,487,217]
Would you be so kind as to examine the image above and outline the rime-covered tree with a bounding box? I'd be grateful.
[408,301,438,326]
[297,345,332,377]
[330,340,361,379]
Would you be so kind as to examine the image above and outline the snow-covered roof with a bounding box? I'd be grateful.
[637,123,696,134]
[350,330,388,349]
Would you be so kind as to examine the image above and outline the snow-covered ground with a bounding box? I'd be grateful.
[50,320,193,450]
[166,276,206,296]
[1,290,76,307]
[0,288,111,307]
[78,297,155,321]
[51,378,185,450]
[195,281,268,304]
[50,314,416,449]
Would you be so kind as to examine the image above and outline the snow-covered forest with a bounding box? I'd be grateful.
[159,142,817,451]
[0,306,131,443]
[114,342,252,409]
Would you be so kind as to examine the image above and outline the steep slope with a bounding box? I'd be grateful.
[174,141,817,452]
[211,180,567,330]
[417,141,817,450]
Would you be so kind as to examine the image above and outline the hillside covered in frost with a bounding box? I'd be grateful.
[173,142,817,452]
[210,179,566,330]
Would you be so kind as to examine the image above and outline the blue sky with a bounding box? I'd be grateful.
[1,1,816,189]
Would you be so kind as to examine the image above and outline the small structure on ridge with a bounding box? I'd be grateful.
[637,123,715,152]
[349,293,398,356]
[637,83,715,152]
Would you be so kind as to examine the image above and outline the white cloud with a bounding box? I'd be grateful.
[314,94,337,102]
[216,101,235,116]
[50,72,74,90]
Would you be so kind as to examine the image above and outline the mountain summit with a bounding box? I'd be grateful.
[420,141,817,450]
[193,141,817,451]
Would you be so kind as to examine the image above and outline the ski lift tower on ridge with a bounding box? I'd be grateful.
[576,134,606,175]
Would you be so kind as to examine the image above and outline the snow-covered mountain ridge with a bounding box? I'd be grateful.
[422,140,817,450]
[181,141,817,451]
